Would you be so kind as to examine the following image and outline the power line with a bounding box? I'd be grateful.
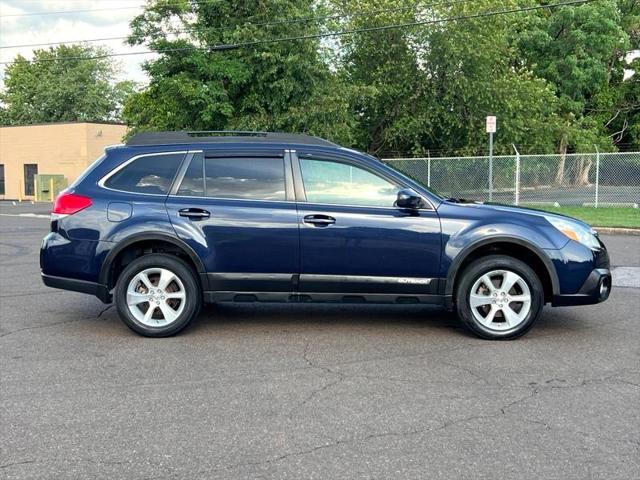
[2,35,133,50]
[0,0,593,65]
[1,0,468,50]
[0,0,219,18]
[0,3,147,17]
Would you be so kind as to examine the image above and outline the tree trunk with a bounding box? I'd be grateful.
[574,155,593,186]
[555,137,567,186]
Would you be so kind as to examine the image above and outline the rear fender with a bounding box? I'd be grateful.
[98,232,206,288]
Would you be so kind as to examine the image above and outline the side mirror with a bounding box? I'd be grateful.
[396,188,424,210]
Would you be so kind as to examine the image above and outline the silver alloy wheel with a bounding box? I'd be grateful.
[469,269,532,331]
[126,267,186,327]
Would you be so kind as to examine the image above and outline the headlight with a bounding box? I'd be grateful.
[545,216,600,249]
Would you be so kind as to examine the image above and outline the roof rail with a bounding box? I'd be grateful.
[126,130,337,147]
[188,130,268,137]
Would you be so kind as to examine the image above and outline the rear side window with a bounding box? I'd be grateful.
[104,153,184,195]
[177,155,286,201]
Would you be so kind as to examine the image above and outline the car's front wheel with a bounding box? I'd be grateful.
[115,254,201,337]
[455,255,544,340]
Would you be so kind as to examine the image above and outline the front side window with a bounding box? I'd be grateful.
[299,158,400,207]
[177,155,286,201]
[104,153,184,194]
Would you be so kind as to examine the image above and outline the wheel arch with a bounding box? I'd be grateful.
[99,232,206,290]
[445,236,560,305]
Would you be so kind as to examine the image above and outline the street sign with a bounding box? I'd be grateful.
[486,115,497,133]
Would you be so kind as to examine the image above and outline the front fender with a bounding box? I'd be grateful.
[443,233,561,298]
[437,203,568,301]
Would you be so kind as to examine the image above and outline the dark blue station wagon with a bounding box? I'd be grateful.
[41,131,611,339]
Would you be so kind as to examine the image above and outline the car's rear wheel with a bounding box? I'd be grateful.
[115,254,201,337]
[455,255,544,340]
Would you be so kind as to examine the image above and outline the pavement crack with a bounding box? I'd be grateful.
[199,377,638,476]
[0,318,81,338]
[0,460,36,469]
[97,304,114,319]
[500,390,540,414]
[439,360,490,384]
[208,413,507,474]
[500,373,631,415]
[297,374,346,410]
[1,304,113,338]
[0,290,64,299]
[616,378,640,388]
[291,341,491,416]
[291,339,347,415]
[301,340,313,368]
[519,418,552,430]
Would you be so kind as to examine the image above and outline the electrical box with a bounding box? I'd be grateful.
[35,174,67,202]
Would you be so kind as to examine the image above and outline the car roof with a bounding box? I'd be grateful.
[126,131,338,148]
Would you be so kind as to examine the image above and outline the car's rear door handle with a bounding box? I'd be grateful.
[303,214,336,227]
[178,208,210,220]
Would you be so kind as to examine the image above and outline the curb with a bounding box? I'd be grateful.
[595,227,640,236]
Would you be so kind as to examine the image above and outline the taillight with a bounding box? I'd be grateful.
[52,192,92,216]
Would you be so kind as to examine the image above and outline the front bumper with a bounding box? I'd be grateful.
[552,268,611,306]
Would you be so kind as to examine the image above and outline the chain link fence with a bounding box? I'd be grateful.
[384,152,640,207]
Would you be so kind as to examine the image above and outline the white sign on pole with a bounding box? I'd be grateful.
[486,115,497,133]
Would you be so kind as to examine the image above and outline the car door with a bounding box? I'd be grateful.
[293,151,442,299]
[165,149,299,296]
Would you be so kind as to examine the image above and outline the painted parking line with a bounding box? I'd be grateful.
[0,213,50,219]
[612,267,640,288]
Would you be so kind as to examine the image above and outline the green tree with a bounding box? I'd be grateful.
[338,0,560,157]
[515,0,633,183]
[603,0,640,149]
[0,44,134,125]
[124,0,354,143]
[123,0,638,159]
[335,0,427,155]
[517,1,626,121]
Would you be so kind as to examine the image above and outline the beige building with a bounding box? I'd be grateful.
[0,122,127,200]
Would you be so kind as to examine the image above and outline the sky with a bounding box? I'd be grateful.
[0,0,151,85]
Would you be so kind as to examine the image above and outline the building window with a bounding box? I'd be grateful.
[24,164,38,196]
[0,164,5,195]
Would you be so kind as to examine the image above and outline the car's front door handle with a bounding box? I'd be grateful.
[178,208,210,220]
[303,214,336,227]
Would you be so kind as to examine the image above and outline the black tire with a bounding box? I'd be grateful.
[115,254,201,337]
[455,255,544,340]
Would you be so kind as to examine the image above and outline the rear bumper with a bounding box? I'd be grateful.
[42,273,112,303]
[551,268,611,306]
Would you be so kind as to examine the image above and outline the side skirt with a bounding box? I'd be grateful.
[204,291,445,305]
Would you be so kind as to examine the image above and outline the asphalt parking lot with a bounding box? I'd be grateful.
[1,205,639,480]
